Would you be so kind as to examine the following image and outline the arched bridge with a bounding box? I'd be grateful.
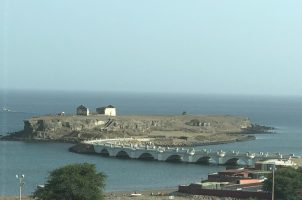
[84,138,292,166]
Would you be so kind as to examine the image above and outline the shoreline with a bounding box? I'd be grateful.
[0,187,244,200]
[0,133,256,146]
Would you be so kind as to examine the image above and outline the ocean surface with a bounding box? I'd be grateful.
[1,90,302,195]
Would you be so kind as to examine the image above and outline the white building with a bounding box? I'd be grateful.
[96,105,116,116]
[76,105,89,116]
[255,159,296,171]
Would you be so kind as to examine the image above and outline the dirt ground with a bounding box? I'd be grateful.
[292,157,302,167]
[0,189,243,200]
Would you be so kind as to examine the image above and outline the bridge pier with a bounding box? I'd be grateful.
[218,157,226,165]
[156,151,164,161]
[129,150,138,159]
[247,159,254,166]
[93,145,105,154]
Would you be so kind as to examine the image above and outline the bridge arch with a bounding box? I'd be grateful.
[138,153,155,160]
[224,158,239,166]
[224,158,248,166]
[166,155,182,162]
[100,148,110,156]
[116,150,130,159]
[237,158,249,166]
[195,156,211,165]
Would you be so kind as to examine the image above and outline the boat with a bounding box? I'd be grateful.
[130,193,142,197]
[2,107,11,112]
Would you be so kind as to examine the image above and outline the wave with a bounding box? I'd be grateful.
[0,109,36,115]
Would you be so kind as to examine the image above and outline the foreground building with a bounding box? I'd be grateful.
[179,167,272,199]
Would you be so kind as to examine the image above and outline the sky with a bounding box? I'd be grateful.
[0,0,302,96]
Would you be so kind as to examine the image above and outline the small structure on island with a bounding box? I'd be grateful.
[96,105,116,116]
[76,105,89,116]
[58,112,65,116]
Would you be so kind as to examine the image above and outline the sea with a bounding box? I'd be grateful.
[0,90,302,196]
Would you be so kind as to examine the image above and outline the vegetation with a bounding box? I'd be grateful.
[33,163,106,200]
[263,167,302,200]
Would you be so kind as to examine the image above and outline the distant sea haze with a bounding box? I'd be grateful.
[1,91,301,118]
[0,91,302,195]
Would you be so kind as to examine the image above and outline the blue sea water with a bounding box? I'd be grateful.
[0,90,302,195]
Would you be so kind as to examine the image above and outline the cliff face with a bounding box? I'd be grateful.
[6,114,253,143]
[21,116,107,141]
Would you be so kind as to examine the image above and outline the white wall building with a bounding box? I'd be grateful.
[96,105,116,116]
[255,159,296,171]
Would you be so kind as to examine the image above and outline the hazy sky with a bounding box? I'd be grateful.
[1,0,302,95]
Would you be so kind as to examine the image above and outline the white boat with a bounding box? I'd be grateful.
[130,193,142,197]
[2,107,11,112]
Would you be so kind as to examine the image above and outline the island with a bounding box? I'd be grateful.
[1,113,274,149]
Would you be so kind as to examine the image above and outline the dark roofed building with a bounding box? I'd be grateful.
[76,105,89,116]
